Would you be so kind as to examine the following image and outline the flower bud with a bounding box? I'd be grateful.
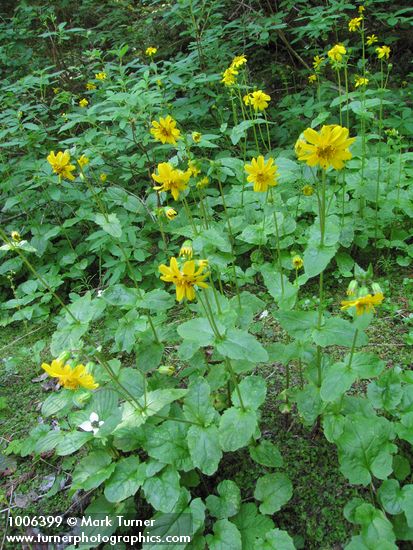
[57,351,71,363]
[346,279,358,296]
[371,282,383,295]
[157,365,175,376]
[358,285,369,297]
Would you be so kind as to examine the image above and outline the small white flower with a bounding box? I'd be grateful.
[79,412,104,435]
[259,310,269,319]
[97,290,103,297]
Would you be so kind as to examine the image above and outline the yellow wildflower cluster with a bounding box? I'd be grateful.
[152,162,190,200]
[42,359,98,390]
[243,90,271,111]
[221,54,247,86]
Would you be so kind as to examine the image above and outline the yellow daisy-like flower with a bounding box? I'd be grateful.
[295,125,355,171]
[313,55,324,70]
[221,67,238,86]
[159,257,209,302]
[179,240,193,259]
[308,74,317,84]
[11,231,21,242]
[302,184,314,196]
[355,76,369,88]
[152,162,190,201]
[47,151,76,181]
[348,17,363,32]
[366,34,378,46]
[248,90,271,111]
[95,72,107,80]
[86,82,97,91]
[292,255,304,270]
[145,47,158,56]
[77,155,89,168]
[340,292,384,315]
[188,160,201,177]
[150,115,181,145]
[100,173,107,183]
[42,359,98,390]
[245,156,278,193]
[165,207,177,220]
[79,98,89,108]
[197,176,209,189]
[376,45,391,60]
[230,54,247,69]
[192,131,202,143]
[328,44,347,63]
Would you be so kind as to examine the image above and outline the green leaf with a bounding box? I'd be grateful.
[143,466,181,513]
[95,213,122,238]
[145,421,192,471]
[56,431,93,455]
[255,528,296,550]
[187,424,222,475]
[206,480,241,519]
[177,317,216,347]
[41,391,73,417]
[104,456,146,502]
[139,289,175,311]
[232,375,267,410]
[183,377,216,425]
[206,519,242,550]
[217,329,268,363]
[232,504,274,548]
[378,479,404,515]
[102,284,140,307]
[320,362,357,402]
[136,340,165,372]
[313,317,367,348]
[230,119,266,145]
[303,244,336,278]
[260,264,297,310]
[254,473,292,515]
[72,451,116,491]
[275,311,318,339]
[249,440,283,468]
[219,407,257,451]
[139,389,188,419]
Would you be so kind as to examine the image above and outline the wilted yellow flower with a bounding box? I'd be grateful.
[341,292,384,315]
[77,155,89,168]
[348,17,363,32]
[47,151,76,181]
[11,231,21,242]
[159,257,209,301]
[302,185,314,196]
[308,74,317,84]
[292,255,303,270]
[313,55,324,70]
[188,160,201,177]
[179,240,193,259]
[355,76,369,88]
[295,125,355,171]
[197,176,209,189]
[245,156,278,193]
[79,98,89,108]
[150,115,181,145]
[42,359,98,390]
[86,82,96,91]
[152,162,190,200]
[95,72,107,80]
[165,207,177,220]
[221,67,238,86]
[145,47,158,56]
[100,173,107,183]
[192,131,202,143]
[328,44,347,63]
[248,90,271,111]
[376,45,391,60]
[366,34,378,46]
[230,54,247,69]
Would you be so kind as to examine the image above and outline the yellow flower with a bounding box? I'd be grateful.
[221,67,238,86]
[340,292,384,315]
[192,131,202,143]
[152,162,190,200]
[145,47,158,56]
[313,55,324,70]
[42,359,98,390]
[348,17,363,32]
[355,76,369,88]
[302,185,314,196]
[53,87,60,94]
[179,240,193,259]
[366,34,378,46]
[150,115,181,145]
[248,90,271,111]
[79,98,89,108]
[188,160,201,177]
[292,255,303,270]
[86,82,97,91]
[358,5,365,14]
[197,177,209,189]
[308,74,317,84]
[11,231,21,242]
[165,207,177,220]
[244,156,278,192]
[328,44,347,63]
[77,154,89,168]
[376,45,391,60]
[159,257,209,302]
[47,151,76,181]
[100,173,107,183]
[295,125,355,171]
[95,72,107,80]
[230,54,247,69]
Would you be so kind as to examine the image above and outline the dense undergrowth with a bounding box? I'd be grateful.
[1,1,413,548]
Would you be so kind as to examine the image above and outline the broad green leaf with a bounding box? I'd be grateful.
[41,390,73,417]
[254,473,293,515]
[275,311,318,339]
[177,317,216,347]
[320,362,357,402]
[145,421,192,471]
[303,244,336,278]
[206,519,242,550]
[232,375,267,410]
[72,450,116,491]
[143,466,181,513]
[95,212,122,238]
[378,479,404,515]
[219,407,257,451]
[217,329,268,363]
[254,528,296,550]
[232,504,274,548]
[206,480,241,519]
[104,456,146,502]
[249,440,283,468]
[313,317,367,348]
[183,378,216,425]
[56,431,93,455]
[187,424,222,475]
